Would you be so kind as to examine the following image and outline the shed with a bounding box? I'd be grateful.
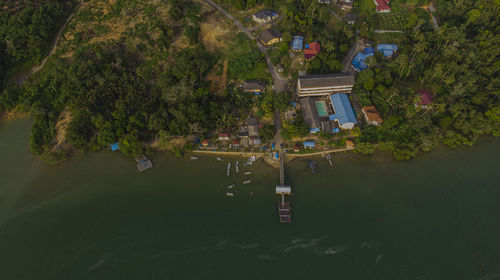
[377,44,398,57]
[329,93,357,129]
[110,142,120,151]
[362,106,383,125]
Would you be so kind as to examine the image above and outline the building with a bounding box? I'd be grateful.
[362,106,383,126]
[318,0,330,3]
[291,36,304,52]
[259,29,282,45]
[377,44,398,57]
[341,0,353,10]
[373,0,390,13]
[345,13,358,25]
[252,10,278,23]
[232,139,240,147]
[416,90,433,109]
[346,140,355,149]
[247,117,259,137]
[304,42,321,59]
[293,144,300,152]
[110,142,120,151]
[241,80,265,93]
[303,141,316,148]
[329,93,357,129]
[300,97,322,133]
[298,73,355,96]
[218,133,230,140]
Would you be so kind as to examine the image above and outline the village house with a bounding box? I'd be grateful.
[415,90,433,109]
[252,10,278,23]
[346,140,355,149]
[304,42,321,60]
[340,0,353,10]
[373,0,390,13]
[232,139,240,148]
[303,141,316,149]
[201,139,210,146]
[241,80,265,94]
[259,29,282,45]
[218,133,230,141]
[362,106,383,126]
[377,44,398,57]
[297,73,355,96]
[300,97,322,133]
[247,117,259,137]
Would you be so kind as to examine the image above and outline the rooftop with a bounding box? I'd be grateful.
[417,90,433,105]
[254,10,277,19]
[362,106,383,123]
[259,29,282,43]
[329,93,357,125]
[291,36,304,51]
[299,73,354,89]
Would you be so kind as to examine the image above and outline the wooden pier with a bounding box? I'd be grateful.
[135,154,153,172]
[276,150,292,223]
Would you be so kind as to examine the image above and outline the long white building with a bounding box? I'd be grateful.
[297,73,355,97]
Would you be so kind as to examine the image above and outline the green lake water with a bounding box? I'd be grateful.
[0,118,499,279]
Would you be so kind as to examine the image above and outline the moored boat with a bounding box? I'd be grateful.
[308,161,317,173]
[228,184,235,189]
[243,180,251,184]
[227,163,231,176]
[244,171,252,175]
[235,161,239,173]
[190,156,198,160]
[226,192,234,197]
[216,157,222,161]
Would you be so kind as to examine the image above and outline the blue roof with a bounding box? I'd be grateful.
[110,142,120,151]
[329,93,357,125]
[310,128,320,133]
[303,141,315,147]
[377,44,398,57]
[352,51,374,71]
[364,47,375,55]
[291,36,303,50]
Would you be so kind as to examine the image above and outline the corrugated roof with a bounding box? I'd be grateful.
[259,29,282,43]
[362,106,383,123]
[299,73,354,89]
[299,97,321,130]
[254,10,276,19]
[329,93,357,125]
[291,36,303,50]
[417,90,433,105]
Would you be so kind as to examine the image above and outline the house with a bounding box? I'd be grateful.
[259,29,282,45]
[300,97,322,133]
[201,139,209,146]
[346,140,355,149]
[241,80,265,94]
[252,10,278,23]
[304,42,321,59]
[415,90,433,109]
[232,139,240,147]
[298,73,355,96]
[345,13,358,25]
[362,106,383,126]
[341,0,353,10]
[329,93,357,129]
[250,137,261,146]
[377,44,398,57]
[218,133,230,140]
[303,141,316,148]
[373,0,390,13]
[291,36,304,52]
[247,117,259,137]
[318,0,330,3]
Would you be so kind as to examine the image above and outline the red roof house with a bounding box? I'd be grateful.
[373,0,390,13]
[201,139,209,146]
[304,42,321,59]
[416,90,433,108]
[218,133,230,140]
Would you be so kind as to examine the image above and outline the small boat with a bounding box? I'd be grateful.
[243,180,251,184]
[325,154,333,166]
[244,171,252,175]
[216,157,222,161]
[190,156,198,160]
[308,161,317,173]
[228,184,235,189]
[226,192,234,197]
[227,163,231,176]
[235,161,239,173]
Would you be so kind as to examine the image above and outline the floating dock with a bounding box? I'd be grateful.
[276,149,292,223]
[135,154,153,172]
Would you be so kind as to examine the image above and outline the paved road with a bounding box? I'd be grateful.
[373,29,404,34]
[341,38,363,73]
[203,0,288,93]
[16,2,82,86]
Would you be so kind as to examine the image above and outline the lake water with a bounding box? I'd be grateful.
[1,119,499,279]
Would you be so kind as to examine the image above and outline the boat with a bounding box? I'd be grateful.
[325,153,333,166]
[216,157,222,161]
[228,184,235,189]
[227,163,231,176]
[243,180,251,184]
[226,192,234,197]
[244,171,252,175]
[190,156,198,160]
[235,161,239,173]
[308,161,317,173]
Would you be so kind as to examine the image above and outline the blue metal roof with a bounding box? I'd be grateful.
[303,141,315,147]
[291,36,303,50]
[352,52,373,71]
[364,47,375,55]
[329,93,357,125]
[110,142,120,151]
[377,44,398,57]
